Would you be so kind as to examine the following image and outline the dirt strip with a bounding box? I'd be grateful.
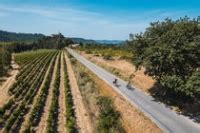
[0,57,19,107]
[57,52,66,133]
[64,51,93,133]
[35,53,59,133]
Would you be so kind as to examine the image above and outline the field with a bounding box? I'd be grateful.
[78,50,155,93]
[78,46,133,60]
[0,13,199,133]
[68,53,161,133]
[0,49,76,133]
[2,45,197,133]
[78,44,200,120]
[1,46,198,133]
[0,49,131,133]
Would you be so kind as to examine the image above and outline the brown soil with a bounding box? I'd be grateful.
[57,52,66,133]
[64,52,93,133]
[19,54,56,133]
[80,51,155,93]
[35,54,59,133]
[88,69,162,133]
[0,56,19,108]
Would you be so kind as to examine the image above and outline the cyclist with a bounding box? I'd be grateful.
[113,78,118,85]
[127,73,135,89]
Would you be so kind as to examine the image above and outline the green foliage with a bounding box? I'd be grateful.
[0,99,14,116]
[4,101,26,132]
[0,32,73,54]
[0,32,72,77]
[14,49,55,66]
[22,52,57,132]
[0,30,44,43]
[1,51,57,132]
[103,55,113,60]
[0,45,12,76]
[128,17,200,99]
[63,53,77,132]
[97,96,124,133]
[46,52,61,133]
[0,50,57,132]
[185,69,200,97]
[37,33,73,50]
[78,44,132,60]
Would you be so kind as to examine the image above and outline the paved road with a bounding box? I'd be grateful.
[67,48,200,133]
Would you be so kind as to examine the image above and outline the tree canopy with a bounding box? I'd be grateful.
[0,33,73,77]
[128,17,200,99]
[0,30,44,43]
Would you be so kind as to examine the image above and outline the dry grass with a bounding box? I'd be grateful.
[65,52,93,133]
[71,57,99,132]
[88,69,162,133]
[79,51,155,93]
[0,57,19,108]
[71,52,162,133]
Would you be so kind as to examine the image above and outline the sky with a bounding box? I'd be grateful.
[0,0,199,40]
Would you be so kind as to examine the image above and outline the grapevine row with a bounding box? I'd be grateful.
[0,51,57,132]
[46,52,61,133]
[2,51,57,132]
[23,52,59,132]
[63,52,77,132]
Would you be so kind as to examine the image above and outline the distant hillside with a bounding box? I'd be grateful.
[70,37,97,44]
[0,30,44,42]
[96,40,124,44]
[70,38,124,45]
[0,30,124,45]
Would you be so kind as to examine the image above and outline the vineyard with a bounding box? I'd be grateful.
[0,49,76,133]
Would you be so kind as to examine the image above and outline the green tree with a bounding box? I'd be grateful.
[128,17,200,99]
[0,48,4,76]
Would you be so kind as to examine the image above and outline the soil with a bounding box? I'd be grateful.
[64,52,93,133]
[19,54,56,133]
[0,57,19,108]
[35,54,59,133]
[57,52,67,133]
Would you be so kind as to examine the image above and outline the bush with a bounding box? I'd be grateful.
[103,55,113,60]
[96,96,124,133]
[185,70,200,97]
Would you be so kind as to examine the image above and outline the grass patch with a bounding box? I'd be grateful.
[68,53,124,132]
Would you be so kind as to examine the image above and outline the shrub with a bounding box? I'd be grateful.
[103,55,113,60]
[96,96,124,133]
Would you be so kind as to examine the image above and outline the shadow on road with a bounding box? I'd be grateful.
[149,82,200,123]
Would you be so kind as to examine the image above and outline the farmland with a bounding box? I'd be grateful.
[0,49,77,133]
[0,16,200,133]
[0,48,130,133]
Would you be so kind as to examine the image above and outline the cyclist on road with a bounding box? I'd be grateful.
[127,73,135,89]
[113,78,118,85]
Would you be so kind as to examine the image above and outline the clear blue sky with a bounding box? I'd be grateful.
[0,0,199,40]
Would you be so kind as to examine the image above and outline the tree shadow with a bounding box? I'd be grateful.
[148,82,200,123]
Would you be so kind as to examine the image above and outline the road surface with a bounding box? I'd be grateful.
[67,48,200,133]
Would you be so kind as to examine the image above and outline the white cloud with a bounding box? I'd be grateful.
[0,4,196,39]
[0,4,104,23]
[0,4,146,39]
